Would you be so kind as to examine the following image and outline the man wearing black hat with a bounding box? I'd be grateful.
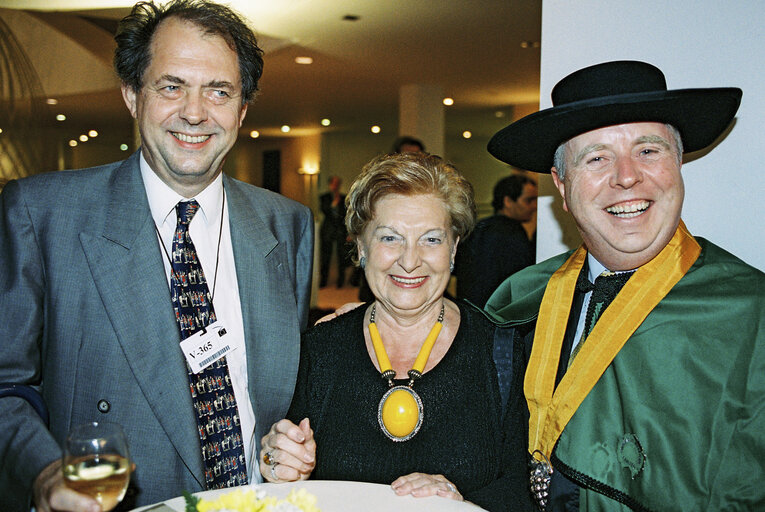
[485,61,765,510]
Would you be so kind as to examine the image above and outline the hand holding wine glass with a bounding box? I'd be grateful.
[62,422,131,511]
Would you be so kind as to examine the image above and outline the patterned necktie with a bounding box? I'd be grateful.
[171,200,248,489]
[569,269,635,366]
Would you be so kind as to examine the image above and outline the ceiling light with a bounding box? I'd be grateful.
[462,131,472,139]
[88,130,98,138]
[443,98,454,106]
[0,128,3,134]
[494,111,506,118]
[281,125,291,133]
[295,56,313,65]
[370,125,381,134]
[46,98,58,105]
[56,114,66,121]
[120,144,129,151]
[321,118,331,127]
[79,135,88,142]
[249,130,260,138]
[68,140,78,147]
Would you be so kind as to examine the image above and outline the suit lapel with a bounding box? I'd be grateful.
[224,177,300,437]
[79,154,204,485]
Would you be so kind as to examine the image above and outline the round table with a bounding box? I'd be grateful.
[131,480,488,511]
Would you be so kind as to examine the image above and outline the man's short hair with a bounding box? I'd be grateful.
[492,174,536,212]
[392,136,425,153]
[114,0,264,104]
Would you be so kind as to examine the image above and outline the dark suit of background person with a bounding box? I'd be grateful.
[455,175,537,307]
[318,176,348,287]
[0,2,312,511]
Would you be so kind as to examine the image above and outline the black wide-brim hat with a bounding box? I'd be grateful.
[487,60,742,173]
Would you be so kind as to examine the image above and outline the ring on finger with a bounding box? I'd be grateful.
[263,451,275,466]
[270,462,280,481]
[446,482,457,494]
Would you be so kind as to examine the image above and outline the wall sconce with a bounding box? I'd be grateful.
[298,166,319,175]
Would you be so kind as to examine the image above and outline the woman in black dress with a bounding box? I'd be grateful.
[259,152,530,511]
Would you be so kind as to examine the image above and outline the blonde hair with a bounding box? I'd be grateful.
[346,152,476,256]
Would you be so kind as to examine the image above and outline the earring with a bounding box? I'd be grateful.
[450,260,455,273]
[360,256,366,270]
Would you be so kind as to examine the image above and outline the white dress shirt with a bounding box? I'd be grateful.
[140,154,257,482]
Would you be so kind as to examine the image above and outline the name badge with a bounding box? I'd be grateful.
[180,320,232,373]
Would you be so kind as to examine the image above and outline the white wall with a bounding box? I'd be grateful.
[537,1,765,272]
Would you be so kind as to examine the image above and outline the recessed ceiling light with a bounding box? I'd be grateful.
[88,130,98,138]
[295,56,313,65]
[494,111,506,118]
[443,98,454,106]
[370,125,381,134]
[249,130,260,138]
[321,118,331,127]
[281,125,291,133]
[79,135,88,142]
[462,131,472,139]
[120,144,129,151]
[0,128,3,134]
[56,114,66,121]
[46,98,58,105]
[68,140,78,147]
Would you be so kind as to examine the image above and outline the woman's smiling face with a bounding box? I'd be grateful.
[359,193,457,318]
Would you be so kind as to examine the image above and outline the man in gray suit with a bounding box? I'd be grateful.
[0,1,313,510]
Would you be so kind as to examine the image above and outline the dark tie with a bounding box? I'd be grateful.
[171,200,248,489]
[569,269,635,365]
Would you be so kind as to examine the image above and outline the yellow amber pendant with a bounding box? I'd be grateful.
[378,386,423,442]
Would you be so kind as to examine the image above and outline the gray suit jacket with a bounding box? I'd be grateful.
[0,152,313,510]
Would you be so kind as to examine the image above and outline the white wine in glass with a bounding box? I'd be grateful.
[63,422,131,511]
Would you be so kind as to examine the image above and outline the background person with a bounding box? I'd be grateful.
[485,60,765,510]
[318,175,349,288]
[392,135,426,154]
[0,1,313,510]
[455,174,537,307]
[259,152,531,511]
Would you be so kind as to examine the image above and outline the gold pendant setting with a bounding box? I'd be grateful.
[378,385,423,442]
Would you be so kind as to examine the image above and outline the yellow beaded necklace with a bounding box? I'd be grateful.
[368,303,444,442]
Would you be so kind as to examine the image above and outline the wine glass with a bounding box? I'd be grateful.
[62,422,131,511]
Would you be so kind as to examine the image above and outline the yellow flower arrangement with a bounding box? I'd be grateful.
[186,487,320,512]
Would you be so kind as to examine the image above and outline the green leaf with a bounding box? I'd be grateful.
[182,490,200,512]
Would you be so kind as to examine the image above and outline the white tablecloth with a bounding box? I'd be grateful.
[132,480,488,511]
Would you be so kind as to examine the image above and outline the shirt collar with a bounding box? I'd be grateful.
[586,252,637,282]
[139,150,224,228]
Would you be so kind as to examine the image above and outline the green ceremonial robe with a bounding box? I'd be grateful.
[486,237,765,511]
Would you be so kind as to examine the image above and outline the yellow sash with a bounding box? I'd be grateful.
[526,221,701,461]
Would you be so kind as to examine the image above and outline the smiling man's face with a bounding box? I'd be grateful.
[551,122,684,270]
[122,17,247,197]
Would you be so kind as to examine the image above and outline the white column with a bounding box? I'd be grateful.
[399,84,445,157]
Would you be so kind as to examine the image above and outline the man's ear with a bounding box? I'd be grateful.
[238,102,248,127]
[550,167,569,213]
[121,83,138,119]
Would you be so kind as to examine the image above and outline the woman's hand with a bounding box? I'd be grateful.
[259,418,316,482]
[391,472,463,500]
